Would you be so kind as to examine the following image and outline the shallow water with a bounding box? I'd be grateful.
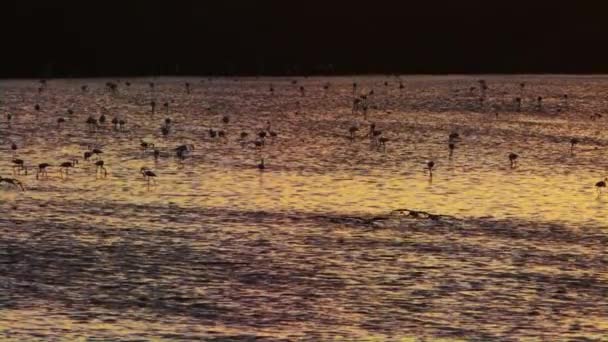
[0,76,607,341]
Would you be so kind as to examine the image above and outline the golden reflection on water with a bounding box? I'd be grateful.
[1,76,608,341]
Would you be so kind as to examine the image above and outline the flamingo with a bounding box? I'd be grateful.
[59,161,76,177]
[570,138,579,155]
[175,144,194,161]
[596,178,607,196]
[378,137,389,151]
[509,153,519,168]
[86,116,98,130]
[449,132,460,142]
[141,167,157,185]
[83,151,93,161]
[161,125,170,136]
[12,159,26,175]
[95,160,107,177]
[426,161,435,178]
[36,163,51,179]
[348,126,359,140]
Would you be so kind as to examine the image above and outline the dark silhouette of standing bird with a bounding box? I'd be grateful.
[91,148,103,157]
[86,116,98,130]
[509,153,519,168]
[448,143,455,158]
[141,167,157,185]
[378,137,389,151]
[596,178,607,196]
[59,161,76,177]
[570,138,579,155]
[83,151,93,161]
[161,125,170,136]
[175,144,194,161]
[348,126,359,140]
[257,158,265,170]
[12,159,26,175]
[111,117,119,130]
[95,160,107,177]
[35,104,40,112]
[36,163,50,179]
[222,115,230,124]
[426,161,435,178]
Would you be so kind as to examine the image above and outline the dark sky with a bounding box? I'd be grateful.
[2,1,608,77]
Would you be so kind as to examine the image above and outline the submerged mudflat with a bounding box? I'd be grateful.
[0,76,607,341]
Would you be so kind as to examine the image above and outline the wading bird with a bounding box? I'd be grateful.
[426,161,435,178]
[59,161,76,177]
[95,160,107,177]
[141,167,157,185]
[596,178,607,196]
[86,116,98,130]
[509,153,519,168]
[12,159,26,175]
[570,138,579,155]
[175,144,194,161]
[36,163,50,179]
[348,126,359,140]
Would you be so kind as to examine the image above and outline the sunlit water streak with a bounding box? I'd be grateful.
[0,76,607,340]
